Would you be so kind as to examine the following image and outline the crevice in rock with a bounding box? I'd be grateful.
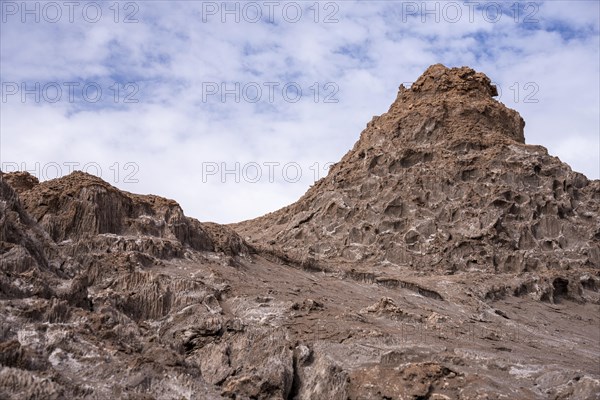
[552,277,569,303]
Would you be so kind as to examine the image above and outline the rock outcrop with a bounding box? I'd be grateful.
[0,171,82,303]
[1,65,599,400]
[234,64,600,277]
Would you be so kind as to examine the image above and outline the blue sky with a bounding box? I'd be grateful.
[1,0,599,223]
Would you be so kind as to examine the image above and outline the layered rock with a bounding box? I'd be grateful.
[12,171,209,249]
[7,171,250,258]
[0,172,62,299]
[0,171,252,399]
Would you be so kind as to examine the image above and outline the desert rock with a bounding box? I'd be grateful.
[1,65,599,399]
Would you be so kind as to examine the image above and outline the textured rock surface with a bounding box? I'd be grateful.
[234,64,599,276]
[1,65,599,399]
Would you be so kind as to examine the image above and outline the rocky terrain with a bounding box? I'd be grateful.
[1,64,599,399]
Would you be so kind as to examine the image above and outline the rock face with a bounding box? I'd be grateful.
[234,64,600,277]
[1,65,599,400]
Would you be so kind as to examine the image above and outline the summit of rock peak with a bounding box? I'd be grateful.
[378,64,526,145]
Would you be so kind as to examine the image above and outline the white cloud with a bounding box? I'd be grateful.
[1,0,598,223]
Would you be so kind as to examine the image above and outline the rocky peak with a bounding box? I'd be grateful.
[408,64,499,98]
[234,65,598,276]
[367,64,525,147]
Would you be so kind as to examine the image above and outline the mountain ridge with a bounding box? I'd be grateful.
[1,64,599,399]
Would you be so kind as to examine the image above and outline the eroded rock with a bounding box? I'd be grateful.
[1,65,599,400]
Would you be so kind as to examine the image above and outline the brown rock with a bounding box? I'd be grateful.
[233,65,599,278]
[1,65,599,400]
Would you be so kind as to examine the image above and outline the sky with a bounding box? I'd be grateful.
[1,0,599,223]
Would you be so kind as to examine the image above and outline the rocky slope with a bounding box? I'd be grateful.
[1,65,599,400]
[234,64,600,277]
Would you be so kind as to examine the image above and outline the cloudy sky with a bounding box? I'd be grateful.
[1,0,598,223]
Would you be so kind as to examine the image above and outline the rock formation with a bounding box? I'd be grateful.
[234,64,599,277]
[1,65,599,399]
